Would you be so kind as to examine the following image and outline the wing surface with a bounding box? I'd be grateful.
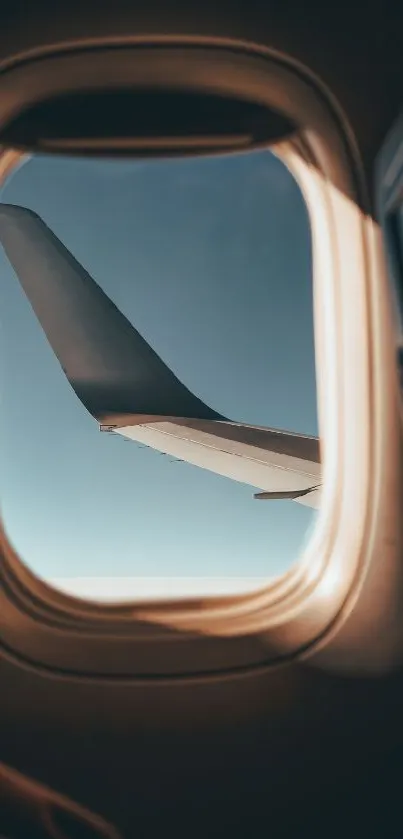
[0,203,321,506]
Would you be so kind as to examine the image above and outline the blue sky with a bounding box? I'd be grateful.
[0,149,317,597]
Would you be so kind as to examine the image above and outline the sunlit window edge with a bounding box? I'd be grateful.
[49,576,271,602]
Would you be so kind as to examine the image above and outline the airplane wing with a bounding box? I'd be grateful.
[0,203,321,508]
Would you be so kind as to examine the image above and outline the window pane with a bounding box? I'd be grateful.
[0,150,317,601]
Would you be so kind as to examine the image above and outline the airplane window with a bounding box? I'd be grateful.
[0,149,318,602]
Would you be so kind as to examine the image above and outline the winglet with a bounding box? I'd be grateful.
[0,203,224,425]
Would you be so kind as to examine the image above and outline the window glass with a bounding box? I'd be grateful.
[0,149,317,601]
